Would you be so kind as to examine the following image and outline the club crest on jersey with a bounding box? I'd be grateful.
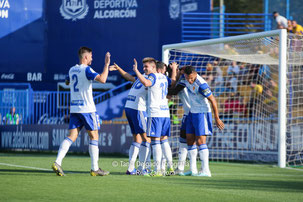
[193,86,195,90]
[169,0,180,19]
[60,0,89,21]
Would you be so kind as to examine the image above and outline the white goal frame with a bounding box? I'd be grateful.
[162,29,288,168]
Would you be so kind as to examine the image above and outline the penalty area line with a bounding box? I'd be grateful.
[0,162,52,171]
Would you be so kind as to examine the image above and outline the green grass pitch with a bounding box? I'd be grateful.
[0,152,303,202]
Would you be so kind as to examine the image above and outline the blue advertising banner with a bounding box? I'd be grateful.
[0,0,210,90]
[0,124,134,154]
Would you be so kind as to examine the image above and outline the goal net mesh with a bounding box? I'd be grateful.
[166,33,303,166]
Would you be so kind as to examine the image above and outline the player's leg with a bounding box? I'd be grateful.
[196,136,211,177]
[183,112,198,176]
[52,113,82,176]
[185,133,197,176]
[160,118,174,175]
[138,132,150,175]
[127,134,142,174]
[147,117,162,176]
[160,153,166,173]
[145,142,152,173]
[125,108,144,174]
[195,112,213,177]
[151,136,162,175]
[55,128,79,166]
[87,129,109,176]
[87,129,100,173]
[177,115,188,174]
[83,112,109,176]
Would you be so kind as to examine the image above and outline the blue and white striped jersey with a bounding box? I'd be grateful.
[125,76,147,111]
[179,74,212,113]
[146,73,171,118]
[67,64,98,113]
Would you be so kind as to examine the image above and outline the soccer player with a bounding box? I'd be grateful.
[180,65,224,177]
[133,58,176,176]
[156,61,177,175]
[109,60,150,175]
[168,65,191,175]
[52,47,111,176]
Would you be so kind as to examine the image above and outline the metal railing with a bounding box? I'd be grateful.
[0,82,132,125]
[182,12,272,42]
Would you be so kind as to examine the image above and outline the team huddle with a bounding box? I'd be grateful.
[51,47,224,177]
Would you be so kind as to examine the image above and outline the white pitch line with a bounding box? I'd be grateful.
[214,173,303,177]
[0,162,52,171]
[285,167,303,172]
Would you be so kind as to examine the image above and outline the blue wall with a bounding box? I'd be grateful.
[0,0,210,90]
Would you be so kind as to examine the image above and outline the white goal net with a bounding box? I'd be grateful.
[163,30,303,167]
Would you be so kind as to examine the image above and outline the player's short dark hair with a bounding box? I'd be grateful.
[78,47,92,59]
[273,11,278,15]
[183,65,196,75]
[156,61,167,70]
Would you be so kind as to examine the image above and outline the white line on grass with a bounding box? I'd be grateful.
[214,173,303,177]
[285,167,303,172]
[0,162,52,171]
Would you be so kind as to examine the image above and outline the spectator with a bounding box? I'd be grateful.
[258,64,271,83]
[238,63,248,85]
[247,64,261,84]
[246,83,263,118]
[292,20,303,35]
[264,89,278,116]
[287,20,293,33]
[273,11,288,29]
[227,61,239,92]
[213,60,224,96]
[223,92,246,120]
[203,63,215,86]
[4,107,20,125]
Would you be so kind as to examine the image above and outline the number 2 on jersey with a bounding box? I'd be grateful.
[72,74,79,92]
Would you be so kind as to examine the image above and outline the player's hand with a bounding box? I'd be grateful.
[215,118,225,130]
[109,63,119,71]
[133,58,138,72]
[170,62,178,70]
[105,52,111,66]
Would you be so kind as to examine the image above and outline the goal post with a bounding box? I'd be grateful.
[278,29,287,168]
[163,29,303,168]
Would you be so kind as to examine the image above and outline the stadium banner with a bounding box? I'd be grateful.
[0,124,133,154]
[0,0,210,90]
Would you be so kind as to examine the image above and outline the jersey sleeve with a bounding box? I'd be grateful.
[166,76,172,86]
[198,83,212,97]
[178,75,186,86]
[85,67,99,80]
[147,73,156,87]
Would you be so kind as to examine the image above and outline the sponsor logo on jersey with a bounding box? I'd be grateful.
[60,0,89,21]
[127,95,136,102]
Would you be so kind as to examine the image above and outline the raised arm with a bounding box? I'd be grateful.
[168,84,185,95]
[133,58,152,87]
[169,62,178,87]
[109,62,136,82]
[207,94,225,130]
[95,52,111,83]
